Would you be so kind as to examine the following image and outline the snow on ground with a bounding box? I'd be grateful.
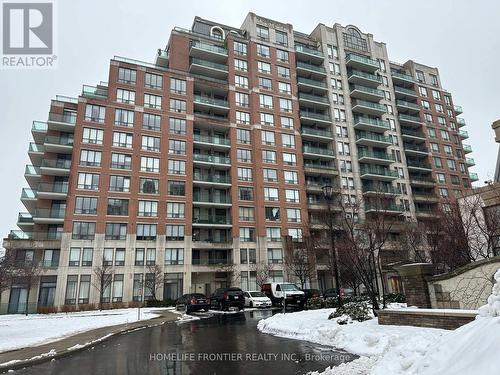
[0,307,171,353]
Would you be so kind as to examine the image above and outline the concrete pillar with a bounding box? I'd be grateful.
[394,263,434,308]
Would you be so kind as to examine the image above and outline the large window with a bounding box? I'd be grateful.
[263,168,277,182]
[80,149,102,167]
[118,67,137,84]
[267,248,283,263]
[166,225,184,241]
[107,198,129,216]
[138,200,158,217]
[239,227,255,242]
[170,78,187,95]
[112,132,133,148]
[168,160,186,175]
[140,178,159,194]
[111,153,132,169]
[169,118,186,135]
[264,187,279,201]
[105,223,127,240]
[256,25,269,40]
[114,109,134,127]
[72,222,96,240]
[168,140,186,155]
[342,28,368,51]
[168,181,185,196]
[145,72,162,89]
[74,196,98,215]
[165,248,184,265]
[140,156,160,173]
[82,128,103,145]
[233,41,247,56]
[116,88,135,104]
[169,99,186,113]
[143,113,161,131]
[137,224,157,240]
[267,228,281,242]
[77,172,99,190]
[275,31,288,46]
[109,175,130,192]
[142,135,161,152]
[167,202,185,218]
[144,93,162,109]
[85,104,105,123]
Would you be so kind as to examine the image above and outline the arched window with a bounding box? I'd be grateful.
[343,27,368,51]
[210,26,224,40]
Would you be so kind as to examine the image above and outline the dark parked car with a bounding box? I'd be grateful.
[322,288,339,299]
[210,287,245,311]
[302,288,321,301]
[176,293,210,313]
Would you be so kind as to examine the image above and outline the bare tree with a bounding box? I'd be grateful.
[0,251,14,302]
[10,254,41,315]
[92,260,114,311]
[214,261,241,287]
[145,264,164,301]
[251,261,274,290]
[284,236,317,289]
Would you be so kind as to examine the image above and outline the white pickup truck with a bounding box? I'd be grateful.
[261,282,306,308]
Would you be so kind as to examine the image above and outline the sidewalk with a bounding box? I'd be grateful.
[0,309,178,372]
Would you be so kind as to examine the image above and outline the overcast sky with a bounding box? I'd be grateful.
[0,0,499,240]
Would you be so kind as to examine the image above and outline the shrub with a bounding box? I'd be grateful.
[384,293,406,303]
[306,297,325,310]
[328,301,371,323]
[145,299,175,307]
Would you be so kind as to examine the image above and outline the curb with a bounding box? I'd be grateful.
[0,313,177,373]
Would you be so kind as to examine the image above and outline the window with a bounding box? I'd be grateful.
[261,130,275,145]
[288,228,303,241]
[267,247,282,262]
[168,181,185,196]
[234,59,248,72]
[118,67,136,84]
[280,117,293,129]
[424,113,433,123]
[138,200,158,217]
[265,207,280,221]
[282,134,295,148]
[233,42,247,56]
[256,25,269,40]
[169,118,186,135]
[65,275,78,304]
[82,127,103,145]
[74,196,97,215]
[258,61,271,74]
[235,92,249,107]
[78,275,91,304]
[235,75,249,88]
[421,100,431,110]
[256,44,270,58]
[278,82,291,94]
[276,49,288,62]
[419,86,427,97]
[112,275,124,302]
[327,45,338,59]
[144,93,162,109]
[263,168,278,182]
[342,28,367,51]
[279,98,292,112]
[109,175,130,192]
[237,128,251,144]
[260,113,274,126]
[237,167,252,181]
[239,187,253,201]
[236,111,250,124]
[437,173,446,184]
[140,178,159,194]
[240,248,256,265]
[434,157,443,168]
[432,89,442,101]
[277,66,290,78]
[143,113,161,131]
[107,198,129,216]
[82,248,93,267]
[287,208,301,223]
[439,188,449,198]
[165,248,184,265]
[170,78,187,95]
[340,160,352,172]
[444,145,453,155]
[240,227,255,242]
[168,139,186,155]
[146,248,156,266]
[111,153,132,169]
[284,170,298,184]
[447,159,457,171]
[78,173,99,190]
[285,189,299,203]
[166,225,184,241]
[266,228,281,242]
[115,249,125,266]
[337,141,350,156]
[416,70,425,82]
[116,88,135,104]
[80,149,101,167]
[114,109,134,127]
[105,223,127,240]
[435,104,444,113]
[428,128,437,139]
[262,150,276,163]
[112,131,133,148]
[440,130,450,141]
[137,224,157,240]
[170,99,186,113]
[275,30,288,46]
[264,187,279,201]
[168,160,186,175]
[167,202,185,218]
[104,249,113,269]
[237,148,252,162]
[142,135,161,152]
[282,152,297,166]
[72,222,96,240]
[438,117,446,126]
[85,104,105,123]
[135,248,145,266]
[430,74,439,86]
[334,108,346,121]
[69,248,80,266]
[259,77,272,90]
[239,207,255,221]
[145,72,162,89]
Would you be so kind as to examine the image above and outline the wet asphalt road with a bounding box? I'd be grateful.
[11,309,356,375]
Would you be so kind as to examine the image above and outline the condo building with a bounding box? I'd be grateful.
[2,13,476,313]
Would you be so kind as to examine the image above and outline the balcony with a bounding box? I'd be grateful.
[303,163,338,176]
[406,159,433,171]
[31,121,48,143]
[351,99,386,116]
[302,145,335,159]
[296,61,327,77]
[298,93,330,108]
[358,150,395,165]
[155,49,169,67]
[47,112,77,132]
[193,134,230,149]
[192,215,232,228]
[409,176,435,187]
[466,157,475,166]
[457,118,466,127]
[413,192,439,203]
[396,99,420,114]
[355,132,392,147]
[401,128,426,141]
[297,77,328,91]
[365,202,405,214]
[82,85,108,100]
[403,143,429,155]
[305,182,325,192]
[301,127,334,140]
[21,188,37,210]
[193,154,230,168]
[193,194,231,207]
[454,105,463,115]
[189,58,228,80]
[33,208,65,224]
[28,143,44,165]
[43,136,74,154]
[469,172,479,182]
[459,130,469,139]
[360,165,398,181]
[193,95,229,114]
[24,165,41,187]
[40,159,71,176]
[349,85,385,101]
[347,70,382,88]
[391,71,415,86]
[190,41,228,63]
[193,174,231,187]
[394,86,417,99]
[415,207,439,219]
[345,54,379,73]
[37,182,69,199]
[17,212,34,230]
[300,110,331,125]
[398,114,423,127]
[362,184,401,196]
[353,116,390,133]
[463,144,472,154]
[295,45,324,63]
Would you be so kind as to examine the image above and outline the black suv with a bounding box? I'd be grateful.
[210,287,245,311]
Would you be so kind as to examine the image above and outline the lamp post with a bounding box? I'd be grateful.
[322,185,342,307]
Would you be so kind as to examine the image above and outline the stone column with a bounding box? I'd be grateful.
[394,263,434,308]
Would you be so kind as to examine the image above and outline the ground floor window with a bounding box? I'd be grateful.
[240,271,257,291]
[164,273,183,300]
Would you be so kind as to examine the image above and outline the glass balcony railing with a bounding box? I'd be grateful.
[353,116,390,130]
[25,165,41,176]
[192,258,232,266]
[18,212,33,223]
[394,86,417,96]
[296,61,326,73]
[362,184,401,194]
[410,176,435,184]
[365,203,405,212]
[21,188,37,199]
[406,160,432,169]
[41,159,72,169]
[469,172,479,181]
[358,150,395,161]
[48,112,77,124]
[297,77,327,88]
[32,121,48,132]
[191,41,228,55]
[300,111,331,121]
[399,114,422,124]
[352,99,386,111]
[304,162,337,172]
[463,144,472,153]
[465,157,475,166]
[82,85,108,99]
[193,95,229,108]
[193,154,230,164]
[190,57,228,72]
[295,44,324,57]
[348,70,382,83]
[350,84,384,97]
[193,174,231,184]
[34,209,66,219]
[401,129,426,138]
[391,71,415,82]
[7,230,62,240]
[396,99,420,110]
[192,215,231,225]
[298,93,329,104]
[41,260,59,268]
[301,128,333,138]
[346,54,379,69]
[457,118,466,126]
[303,146,335,156]
[193,134,230,146]
[459,130,469,138]
[37,182,69,194]
[29,143,44,153]
[356,132,392,144]
[44,136,74,146]
[454,105,463,114]
[193,194,231,204]
[403,143,428,153]
[360,165,398,178]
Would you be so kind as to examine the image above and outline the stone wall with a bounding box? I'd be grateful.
[378,309,477,330]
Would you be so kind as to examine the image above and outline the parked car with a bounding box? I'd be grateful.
[261,283,306,308]
[210,287,245,311]
[302,288,321,301]
[322,288,339,299]
[243,291,272,308]
[176,293,210,313]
